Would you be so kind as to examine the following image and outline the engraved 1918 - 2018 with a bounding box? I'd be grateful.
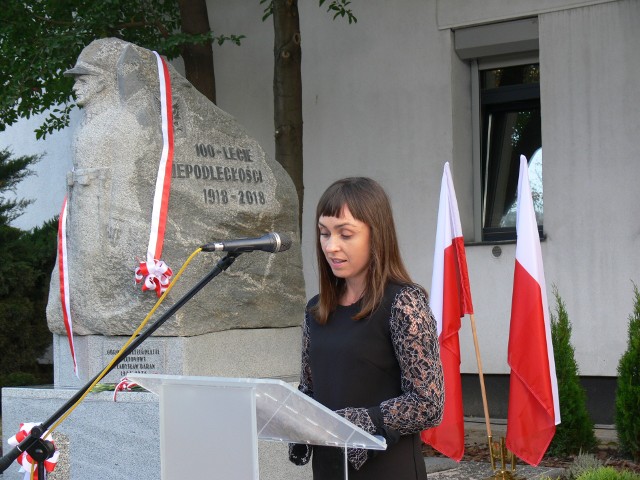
[171,143,269,208]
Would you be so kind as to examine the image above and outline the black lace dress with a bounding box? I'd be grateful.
[291,283,444,479]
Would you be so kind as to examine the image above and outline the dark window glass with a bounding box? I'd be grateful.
[481,64,543,241]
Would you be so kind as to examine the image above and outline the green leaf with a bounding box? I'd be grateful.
[1,0,241,136]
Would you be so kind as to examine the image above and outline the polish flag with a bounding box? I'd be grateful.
[506,155,560,466]
[421,162,473,461]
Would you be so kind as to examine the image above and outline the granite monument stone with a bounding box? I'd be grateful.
[46,38,305,384]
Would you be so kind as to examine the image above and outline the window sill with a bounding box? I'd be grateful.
[465,232,547,247]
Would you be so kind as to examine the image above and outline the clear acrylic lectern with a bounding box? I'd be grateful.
[129,374,386,480]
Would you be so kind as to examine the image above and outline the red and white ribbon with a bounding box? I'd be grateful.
[8,422,59,480]
[113,377,139,402]
[135,51,174,294]
[134,258,173,297]
[58,196,78,376]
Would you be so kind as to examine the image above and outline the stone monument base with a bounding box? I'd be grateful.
[0,327,309,479]
[53,327,302,388]
[1,387,311,480]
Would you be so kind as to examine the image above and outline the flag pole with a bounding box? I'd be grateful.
[469,312,491,436]
[468,312,497,469]
[469,314,517,479]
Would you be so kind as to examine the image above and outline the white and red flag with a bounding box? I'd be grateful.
[506,155,560,466]
[421,162,473,461]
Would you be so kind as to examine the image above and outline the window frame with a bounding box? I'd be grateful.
[470,56,542,243]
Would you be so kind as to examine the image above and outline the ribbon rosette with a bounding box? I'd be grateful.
[8,422,59,480]
[135,254,173,297]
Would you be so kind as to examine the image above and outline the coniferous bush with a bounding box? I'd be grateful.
[615,283,640,461]
[548,285,598,457]
[0,148,56,386]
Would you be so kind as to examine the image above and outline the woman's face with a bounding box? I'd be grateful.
[318,205,371,286]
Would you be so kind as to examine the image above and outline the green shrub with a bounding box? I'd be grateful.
[0,148,40,224]
[615,283,640,461]
[0,371,42,388]
[548,286,598,457]
[576,467,640,480]
[0,149,56,381]
[0,220,57,377]
[565,453,604,479]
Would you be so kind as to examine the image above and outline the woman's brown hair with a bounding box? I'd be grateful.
[312,177,415,324]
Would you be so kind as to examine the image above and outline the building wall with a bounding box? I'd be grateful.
[3,0,638,388]
[436,0,619,28]
[539,1,640,375]
[209,0,640,381]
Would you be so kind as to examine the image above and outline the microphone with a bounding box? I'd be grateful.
[201,232,292,253]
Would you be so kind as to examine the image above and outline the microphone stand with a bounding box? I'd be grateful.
[0,252,242,475]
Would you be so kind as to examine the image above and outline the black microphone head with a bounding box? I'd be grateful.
[273,232,292,253]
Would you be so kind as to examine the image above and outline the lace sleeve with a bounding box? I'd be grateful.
[378,285,444,435]
[298,310,314,398]
[289,310,315,467]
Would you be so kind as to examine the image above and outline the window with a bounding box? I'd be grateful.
[480,64,542,242]
[454,17,542,242]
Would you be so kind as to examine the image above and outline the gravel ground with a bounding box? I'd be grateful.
[423,420,639,478]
